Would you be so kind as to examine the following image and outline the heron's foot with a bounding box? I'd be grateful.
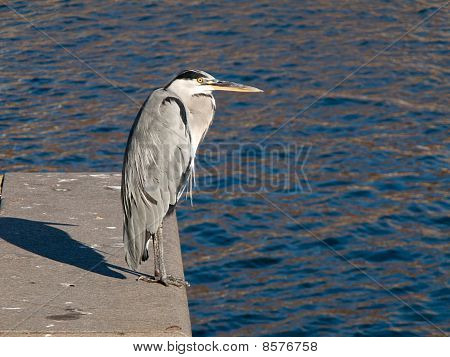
[137,274,190,288]
[160,275,190,288]
[137,275,158,283]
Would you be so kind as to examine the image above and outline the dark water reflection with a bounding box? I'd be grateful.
[1,1,449,336]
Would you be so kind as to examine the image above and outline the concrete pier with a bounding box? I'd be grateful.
[0,173,191,336]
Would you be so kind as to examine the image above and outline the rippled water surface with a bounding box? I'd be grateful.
[1,1,449,336]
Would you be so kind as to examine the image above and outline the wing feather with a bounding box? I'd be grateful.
[121,89,192,270]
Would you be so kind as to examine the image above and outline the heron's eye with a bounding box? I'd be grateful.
[197,78,204,84]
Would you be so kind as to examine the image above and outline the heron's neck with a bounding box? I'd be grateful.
[165,86,216,152]
[185,93,216,153]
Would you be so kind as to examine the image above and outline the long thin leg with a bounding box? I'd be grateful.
[138,224,190,288]
[137,231,158,284]
[152,229,161,279]
[153,225,167,283]
[155,224,189,287]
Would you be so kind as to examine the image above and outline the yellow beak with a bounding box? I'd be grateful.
[207,80,263,93]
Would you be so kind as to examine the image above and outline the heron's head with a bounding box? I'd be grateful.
[165,69,263,97]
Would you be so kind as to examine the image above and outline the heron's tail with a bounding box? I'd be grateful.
[141,234,151,262]
[123,212,149,271]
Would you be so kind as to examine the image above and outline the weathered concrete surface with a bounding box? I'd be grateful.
[0,173,191,336]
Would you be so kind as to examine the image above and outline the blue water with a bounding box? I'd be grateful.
[1,1,449,336]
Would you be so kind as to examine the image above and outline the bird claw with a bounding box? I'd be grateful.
[137,274,190,288]
[137,275,157,283]
[163,275,190,288]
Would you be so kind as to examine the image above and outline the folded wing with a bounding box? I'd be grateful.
[121,89,192,270]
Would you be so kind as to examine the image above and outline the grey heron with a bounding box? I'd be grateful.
[121,69,262,287]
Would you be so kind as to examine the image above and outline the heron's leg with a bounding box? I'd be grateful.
[152,230,161,279]
[153,224,190,288]
[137,231,158,283]
[153,225,166,281]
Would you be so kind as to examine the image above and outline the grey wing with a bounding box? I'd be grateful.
[121,90,192,270]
